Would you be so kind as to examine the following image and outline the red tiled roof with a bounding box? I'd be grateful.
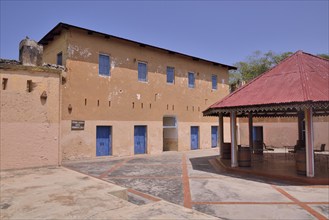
[206,51,329,112]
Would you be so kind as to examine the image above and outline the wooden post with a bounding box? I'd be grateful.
[218,113,224,156]
[230,111,238,167]
[297,111,304,142]
[248,112,253,150]
[304,107,314,177]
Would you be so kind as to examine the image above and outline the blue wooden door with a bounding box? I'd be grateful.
[96,126,111,156]
[211,126,218,148]
[191,126,199,150]
[134,126,147,154]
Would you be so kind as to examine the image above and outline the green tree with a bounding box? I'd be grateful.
[229,51,293,86]
[317,53,329,60]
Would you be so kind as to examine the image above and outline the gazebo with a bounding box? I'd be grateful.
[203,51,329,178]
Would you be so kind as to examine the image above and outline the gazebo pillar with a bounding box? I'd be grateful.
[218,113,224,156]
[304,107,314,177]
[297,111,304,141]
[248,112,253,150]
[230,111,238,167]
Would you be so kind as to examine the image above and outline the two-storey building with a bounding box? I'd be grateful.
[39,23,235,160]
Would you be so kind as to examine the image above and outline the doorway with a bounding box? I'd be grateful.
[96,126,112,156]
[163,116,178,151]
[134,126,147,154]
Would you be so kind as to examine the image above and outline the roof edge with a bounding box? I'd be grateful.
[38,22,237,70]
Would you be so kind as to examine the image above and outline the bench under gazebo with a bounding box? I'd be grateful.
[203,51,329,178]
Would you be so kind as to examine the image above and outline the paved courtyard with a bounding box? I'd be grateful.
[65,148,329,220]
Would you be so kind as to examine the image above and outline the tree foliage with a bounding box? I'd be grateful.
[229,51,293,85]
[317,54,329,60]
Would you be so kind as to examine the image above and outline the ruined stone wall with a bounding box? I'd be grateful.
[43,28,232,160]
[0,65,61,170]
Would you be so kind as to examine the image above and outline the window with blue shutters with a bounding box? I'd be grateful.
[212,75,217,90]
[138,62,147,82]
[167,67,174,84]
[99,54,110,76]
[188,72,195,88]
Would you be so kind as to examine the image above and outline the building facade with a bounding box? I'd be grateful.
[39,23,235,160]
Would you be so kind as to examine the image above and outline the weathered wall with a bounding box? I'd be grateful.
[61,120,230,160]
[42,31,67,66]
[0,66,60,170]
[61,120,162,160]
[238,117,329,150]
[43,28,232,160]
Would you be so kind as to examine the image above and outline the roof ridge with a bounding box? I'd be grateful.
[296,52,310,101]
[300,51,329,62]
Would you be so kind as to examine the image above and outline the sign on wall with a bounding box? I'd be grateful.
[71,120,85,130]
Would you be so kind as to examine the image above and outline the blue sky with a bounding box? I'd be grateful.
[1,1,328,66]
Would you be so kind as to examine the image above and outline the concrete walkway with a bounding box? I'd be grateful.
[0,167,217,219]
[65,148,329,220]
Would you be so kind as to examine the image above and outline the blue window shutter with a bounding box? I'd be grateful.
[138,62,147,82]
[167,67,174,83]
[212,75,217,90]
[188,72,194,88]
[99,54,110,76]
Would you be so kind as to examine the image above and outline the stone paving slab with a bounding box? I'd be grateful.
[192,204,315,220]
[278,185,329,202]
[309,204,329,219]
[126,153,183,164]
[64,159,124,177]
[109,163,182,177]
[94,200,218,219]
[107,177,184,205]
[190,178,290,203]
[0,167,131,219]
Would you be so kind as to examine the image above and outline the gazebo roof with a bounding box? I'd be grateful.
[203,51,329,117]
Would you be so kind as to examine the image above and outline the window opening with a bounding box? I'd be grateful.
[99,54,110,76]
[188,72,195,88]
[2,78,8,90]
[138,62,147,82]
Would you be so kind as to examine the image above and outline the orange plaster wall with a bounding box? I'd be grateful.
[0,67,61,170]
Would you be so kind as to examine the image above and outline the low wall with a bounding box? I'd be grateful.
[0,66,60,170]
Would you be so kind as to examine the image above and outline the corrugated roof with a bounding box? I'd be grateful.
[204,51,329,114]
[38,22,236,70]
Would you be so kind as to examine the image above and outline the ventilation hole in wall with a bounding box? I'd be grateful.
[109,101,111,107]
[186,106,188,111]
[132,102,135,109]
[198,106,200,112]
[141,103,143,109]
[97,100,100,106]
[2,78,8,90]
[27,80,33,92]
[85,98,87,106]
[150,103,152,109]
[172,105,174,111]
[193,106,195,112]
[167,104,169,110]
